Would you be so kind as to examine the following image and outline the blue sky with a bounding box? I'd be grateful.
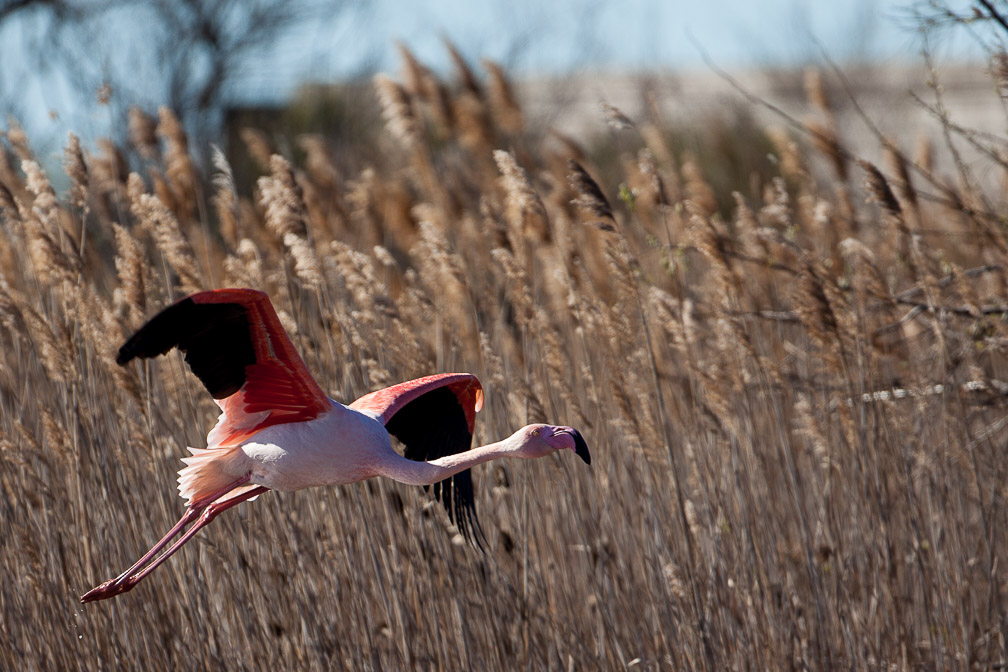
[0,0,990,148]
[318,0,969,74]
[235,0,936,101]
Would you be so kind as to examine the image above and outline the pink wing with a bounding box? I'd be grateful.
[117,289,331,447]
[351,373,485,544]
[349,373,483,432]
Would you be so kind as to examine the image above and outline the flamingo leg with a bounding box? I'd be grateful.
[80,480,267,603]
[95,476,253,588]
[99,486,269,599]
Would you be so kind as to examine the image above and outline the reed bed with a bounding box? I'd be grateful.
[1,49,1007,670]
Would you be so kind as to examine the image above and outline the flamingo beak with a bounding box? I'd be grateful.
[555,427,591,465]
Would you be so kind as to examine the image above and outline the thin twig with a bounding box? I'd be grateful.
[695,40,1004,219]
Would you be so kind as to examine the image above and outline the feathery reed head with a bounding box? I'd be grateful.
[568,159,615,230]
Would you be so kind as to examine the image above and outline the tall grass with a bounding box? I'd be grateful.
[1,48,1007,670]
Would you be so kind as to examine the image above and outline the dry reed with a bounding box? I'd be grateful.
[0,50,1006,672]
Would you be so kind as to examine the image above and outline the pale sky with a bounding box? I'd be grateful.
[235,0,938,102]
[0,0,990,148]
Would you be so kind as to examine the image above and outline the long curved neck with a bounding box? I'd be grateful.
[377,437,518,486]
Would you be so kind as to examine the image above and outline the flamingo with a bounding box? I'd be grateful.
[81,288,589,603]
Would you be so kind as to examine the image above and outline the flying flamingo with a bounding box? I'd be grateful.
[81,288,589,603]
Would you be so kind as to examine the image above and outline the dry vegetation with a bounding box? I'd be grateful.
[2,44,1008,670]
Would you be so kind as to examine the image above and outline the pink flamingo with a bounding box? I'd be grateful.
[81,289,589,603]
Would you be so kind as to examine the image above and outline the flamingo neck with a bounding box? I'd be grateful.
[378,436,519,486]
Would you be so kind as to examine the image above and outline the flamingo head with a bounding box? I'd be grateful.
[510,424,591,465]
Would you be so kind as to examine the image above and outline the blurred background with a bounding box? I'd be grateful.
[0,0,994,157]
[5,2,1008,669]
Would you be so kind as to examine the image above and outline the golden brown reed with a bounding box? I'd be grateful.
[63,133,90,213]
[374,74,421,151]
[567,159,615,229]
[0,53,1007,672]
[128,107,159,161]
[483,60,523,136]
[4,117,32,161]
[210,145,240,247]
[493,149,549,243]
[157,107,198,218]
[126,173,202,296]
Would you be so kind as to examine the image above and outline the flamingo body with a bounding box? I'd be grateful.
[81,288,589,604]
[236,401,392,491]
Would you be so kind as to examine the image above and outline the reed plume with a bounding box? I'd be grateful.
[0,49,1004,672]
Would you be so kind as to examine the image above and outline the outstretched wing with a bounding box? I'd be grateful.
[350,373,486,545]
[117,289,331,446]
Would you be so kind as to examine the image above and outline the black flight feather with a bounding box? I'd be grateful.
[385,387,486,548]
[116,298,256,399]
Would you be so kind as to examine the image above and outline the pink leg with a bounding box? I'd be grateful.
[100,486,269,597]
[81,480,267,603]
[97,477,253,588]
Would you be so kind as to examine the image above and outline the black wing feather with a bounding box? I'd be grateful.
[385,387,486,547]
[116,298,256,399]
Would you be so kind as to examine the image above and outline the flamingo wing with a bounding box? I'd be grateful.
[350,374,486,544]
[117,289,331,446]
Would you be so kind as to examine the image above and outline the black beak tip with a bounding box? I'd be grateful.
[571,430,591,465]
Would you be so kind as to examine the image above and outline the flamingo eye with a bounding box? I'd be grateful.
[530,428,540,437]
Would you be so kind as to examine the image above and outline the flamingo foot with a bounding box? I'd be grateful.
[80,577,137,603]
